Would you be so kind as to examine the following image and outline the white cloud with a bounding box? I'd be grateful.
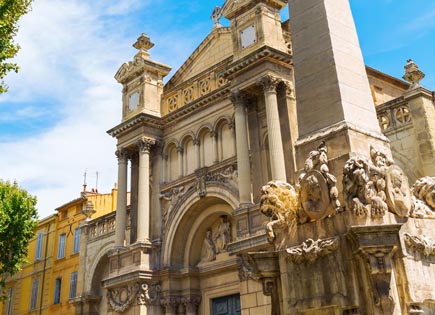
[0,0,209,218]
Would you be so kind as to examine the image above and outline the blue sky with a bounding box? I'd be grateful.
[0,0,434,218]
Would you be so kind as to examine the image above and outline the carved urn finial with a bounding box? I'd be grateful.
[82,200,96,221]
[133,33,155,59]
[403,59,425,89]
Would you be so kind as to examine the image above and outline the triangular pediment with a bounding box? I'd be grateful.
[165,27,233,90]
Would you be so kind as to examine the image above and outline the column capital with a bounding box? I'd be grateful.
[258,75,282,94]
[176,146,184,153]
[115,149,129,162]
[193,139,200,146]
[230,90,249,108]
[182,295,201,313]
[210,130,218,138]
[137,137,156,153]
[281,79,295,99]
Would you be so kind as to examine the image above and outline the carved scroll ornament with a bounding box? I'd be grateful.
[107,284,138,312]
[285,237,339,264]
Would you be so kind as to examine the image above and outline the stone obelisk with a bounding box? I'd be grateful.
[289,0,389,172]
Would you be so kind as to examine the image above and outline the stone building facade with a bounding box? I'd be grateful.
[73,0,435,315]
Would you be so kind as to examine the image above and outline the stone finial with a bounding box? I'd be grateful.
[133,33,154,59]
[403,59,425,89]
[82,200,96,221]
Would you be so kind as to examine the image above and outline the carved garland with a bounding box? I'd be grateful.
[285,237,339,264]
[107,282,161,312]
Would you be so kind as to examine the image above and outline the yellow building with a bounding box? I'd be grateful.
[0,187,117,315]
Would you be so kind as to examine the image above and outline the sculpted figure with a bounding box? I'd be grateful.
[343,146,411,217]
[411,176,435,218]
[298,142,341,221]
[199,229,216,263]
[260,181,299,242]
[214,215,231,253]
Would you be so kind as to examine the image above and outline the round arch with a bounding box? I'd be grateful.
[85,241,114,293]
[163,185,238,267]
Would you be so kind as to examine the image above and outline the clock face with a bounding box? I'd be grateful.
[128,91,140,111]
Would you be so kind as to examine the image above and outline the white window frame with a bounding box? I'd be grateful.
[73,228,80,254]
[30,279,39,310]
[57,233,66,259]
[35,232,43,260]
[54,278,61,304]
[69,272,78,299]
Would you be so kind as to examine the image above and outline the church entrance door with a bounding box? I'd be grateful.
[211,294,241,315]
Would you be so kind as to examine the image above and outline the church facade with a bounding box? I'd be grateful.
[72,1,435,315]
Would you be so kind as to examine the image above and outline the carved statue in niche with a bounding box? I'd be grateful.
[298,142,341,222]
[410,176,435,219]
[214,215,231,253]
[199,229,216,263]
[343,145,411,217]
[260,181,299,242]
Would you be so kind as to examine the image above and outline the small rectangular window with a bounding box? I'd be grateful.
[30,279,39,310]
[69,272,78,299]
[54,278,61,304]
[57,233,66,259]
[35,232,43,260]
[73,228,81,254]
[6,287,13,315]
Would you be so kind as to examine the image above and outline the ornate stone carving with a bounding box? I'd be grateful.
[137,282,161,306]
[410,176,435,219]
[115,148,129,161]
[214,215,231,254]
[285,237,339,264]
[298,142,341,222]
[137,137,156,153]
[258,75,281,94]
[160,186,185,224]
[343,145,411,218]
[181,295,201,313]
[260,181,299,243]
[199,229,216,263]
[107,284,138,312]
[211,6,222,28]
[403,59,425,89]
[404,233,435,257]
[160,297,179,314]
[237,254,260,281]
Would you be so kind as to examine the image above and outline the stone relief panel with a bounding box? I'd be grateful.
[285,237,339,264]
[404,233,435,259]
[198,215,232,265]
[343,145,412,218]
[411,176,435,219]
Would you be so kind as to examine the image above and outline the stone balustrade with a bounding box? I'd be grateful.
[376,97,413,133]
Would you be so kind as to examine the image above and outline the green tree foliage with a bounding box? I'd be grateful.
[0,0,33,93]
[0,180,38,296]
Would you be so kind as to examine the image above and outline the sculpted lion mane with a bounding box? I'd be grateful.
[260,181,299,242]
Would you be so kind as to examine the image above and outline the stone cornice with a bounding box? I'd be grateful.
[295,120,389,148]
[220,45,292,79]
[402,86,435,101]
[107,114,164,138]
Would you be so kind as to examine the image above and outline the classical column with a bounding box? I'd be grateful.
[258,75,287,182]
[115,149,128,247]
[136,137,155,243]
[231,91,252,205]
[211,131,219,163]
[194,139,201,169]
[177,146,184,178]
